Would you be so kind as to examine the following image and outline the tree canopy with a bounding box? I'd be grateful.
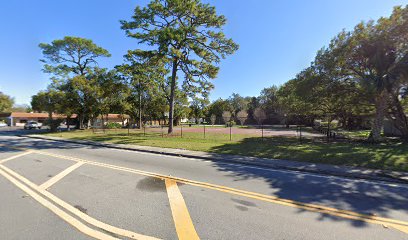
[121,0,238,133]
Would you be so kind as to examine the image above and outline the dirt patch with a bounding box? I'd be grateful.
[136,176,165,192]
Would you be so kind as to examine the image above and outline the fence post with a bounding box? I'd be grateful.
[229,121,232,141]
[181,123,183,138]
[127,119,130,136]
[261,123,264,141]
[143,124,146,137]
[204,124,206,139]
[161,125,163,138]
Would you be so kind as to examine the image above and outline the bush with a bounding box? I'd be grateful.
[225,121,236,127]
[106,122,122,129]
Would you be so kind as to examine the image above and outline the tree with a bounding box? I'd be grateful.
[94,68,130,127]
[119,50,168,128]
[247,97,259,124]
[11,104,32,113]
[259,86,279,115]
[207,98,233,124]
[236,110,248,126]
[189,98,209,123]
[121,0,239,133]
[333,8,408,141]
[210,114,216,125]
[228,93,249,117]
[39,36,111,128]
[253,108,266,125]
[0,92,14,112]
[39,36,111,77]
[222,111,232,125]
[31,89,65,131]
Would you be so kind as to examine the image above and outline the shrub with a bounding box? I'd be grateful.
[106,122,122,129]
[225,121,236,127]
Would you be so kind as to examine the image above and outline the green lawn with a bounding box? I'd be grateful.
[44,129,408,172]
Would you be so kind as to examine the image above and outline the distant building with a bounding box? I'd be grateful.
[0,112,129,127]
[0,112,73,126]
[93,114,130,127]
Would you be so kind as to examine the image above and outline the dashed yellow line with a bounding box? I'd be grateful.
[40,162,84,190]
[0,164,161,240]
[0,166,119,240]
[165,179,200,240]
[0,151,32,164]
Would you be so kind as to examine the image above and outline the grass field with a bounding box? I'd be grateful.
[45,129,408,172]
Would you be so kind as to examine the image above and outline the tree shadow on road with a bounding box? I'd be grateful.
[209,137,408,228]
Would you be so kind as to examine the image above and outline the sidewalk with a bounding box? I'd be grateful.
[23,134,408,184]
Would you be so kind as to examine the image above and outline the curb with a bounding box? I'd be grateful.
[21,134,408,185]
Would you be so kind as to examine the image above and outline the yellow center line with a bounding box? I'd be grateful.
[0,151,32,164]
[165,179,200,240]
[32,150,408,230]
[0,164,161,240]
[0,166,119,240]
[39,162,85,190]
[3,144,408,235]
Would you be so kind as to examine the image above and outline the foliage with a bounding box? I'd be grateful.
[31,4,408,143]
[222,111,232,124]
[236,110,248,126]
[39,36,111,77]
[31,89,65,131]
[121,0,238,133]
[210,114,216,125]
[0,92,14,112]
[253,107,266,125]
[11,104,32,113]
[106,122,122,129]
[39,36,111,129]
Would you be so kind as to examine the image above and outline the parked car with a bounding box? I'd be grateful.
[0,122,7,127]
[24,121,42,130]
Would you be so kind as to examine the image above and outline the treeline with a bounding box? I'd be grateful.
[205,6,408,142]
[32,1,408,142]
[32,0,238,133]
[278,6,408,142]
[0,91,32,113]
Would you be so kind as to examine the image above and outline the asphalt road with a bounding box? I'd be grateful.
[0,131,407,239]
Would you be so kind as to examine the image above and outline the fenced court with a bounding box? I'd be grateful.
[88,124,323,142]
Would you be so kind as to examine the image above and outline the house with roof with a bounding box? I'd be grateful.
[0,112,130,128]
[0,112,76,127]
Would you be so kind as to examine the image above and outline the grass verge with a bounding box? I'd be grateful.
[44,129,408,172]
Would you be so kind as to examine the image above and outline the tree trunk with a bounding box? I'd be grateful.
[138,88,142,129]
[168,58,178,134]
[66,117,70,131]
[48,112,55,132]
[368,91,388,142]
[386,95,408,138]
[79,114,84,129]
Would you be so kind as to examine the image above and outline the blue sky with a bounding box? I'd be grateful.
[0,0,407,105]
